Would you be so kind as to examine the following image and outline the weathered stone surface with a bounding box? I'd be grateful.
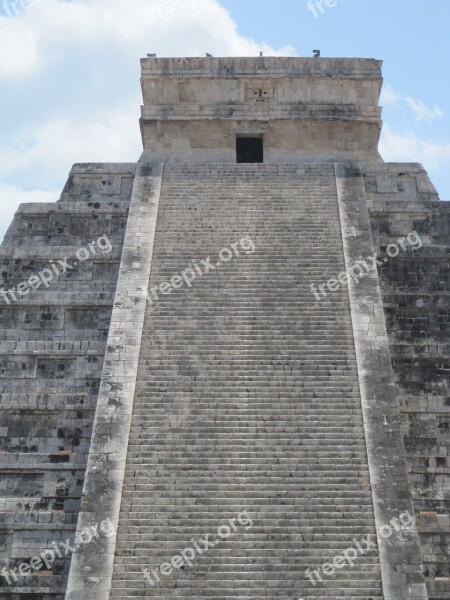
[108,163,383,599]
[65,159,163,600]
[336,162,427,599]
[140,57,383,163]
[0,55,448,600]
[364,162,450,599]
[0,164,135,598]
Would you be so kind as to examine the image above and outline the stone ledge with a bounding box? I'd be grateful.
[64,158,164,600]
[140,56,383,79]
[335,161,428,600]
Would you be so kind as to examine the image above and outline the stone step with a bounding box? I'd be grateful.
[110,163,382,598]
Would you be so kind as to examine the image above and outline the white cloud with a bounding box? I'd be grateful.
[380,125,450,170]
[380,83,444,122]
[0,18,40,78]
[380,85,450,185]
[0,110,142,187]
[380,83,402,107]
[405,97,444,122]
[0,0,294,80]
[0,0,295,238]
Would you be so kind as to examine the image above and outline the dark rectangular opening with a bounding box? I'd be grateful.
[236,137,263,163]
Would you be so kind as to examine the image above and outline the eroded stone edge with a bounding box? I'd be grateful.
[64,158,164,600]
[334,161,428,600]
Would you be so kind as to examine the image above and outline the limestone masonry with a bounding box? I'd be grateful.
[0,57,448,600]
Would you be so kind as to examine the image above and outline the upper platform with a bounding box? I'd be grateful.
[139,56,384,163]
[140,56,382,79]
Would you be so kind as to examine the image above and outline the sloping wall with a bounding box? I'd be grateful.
[366,162,450,599]
[0,163,134,598]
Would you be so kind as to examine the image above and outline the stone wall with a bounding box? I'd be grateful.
[365,162,450,599]
[0,163,134,598]
[140,57,383,163]
[1,53,449,600]
[141,120,380,164]
[1,158,448,599]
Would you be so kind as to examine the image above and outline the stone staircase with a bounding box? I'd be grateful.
[110,164,384,599]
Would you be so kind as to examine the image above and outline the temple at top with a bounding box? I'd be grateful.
[0,56,448,600]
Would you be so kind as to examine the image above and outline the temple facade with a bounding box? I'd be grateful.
[0,56,448,600]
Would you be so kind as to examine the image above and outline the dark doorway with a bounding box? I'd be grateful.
[236,137,264,163]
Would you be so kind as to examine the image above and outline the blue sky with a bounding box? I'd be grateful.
[1,0,449,239]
